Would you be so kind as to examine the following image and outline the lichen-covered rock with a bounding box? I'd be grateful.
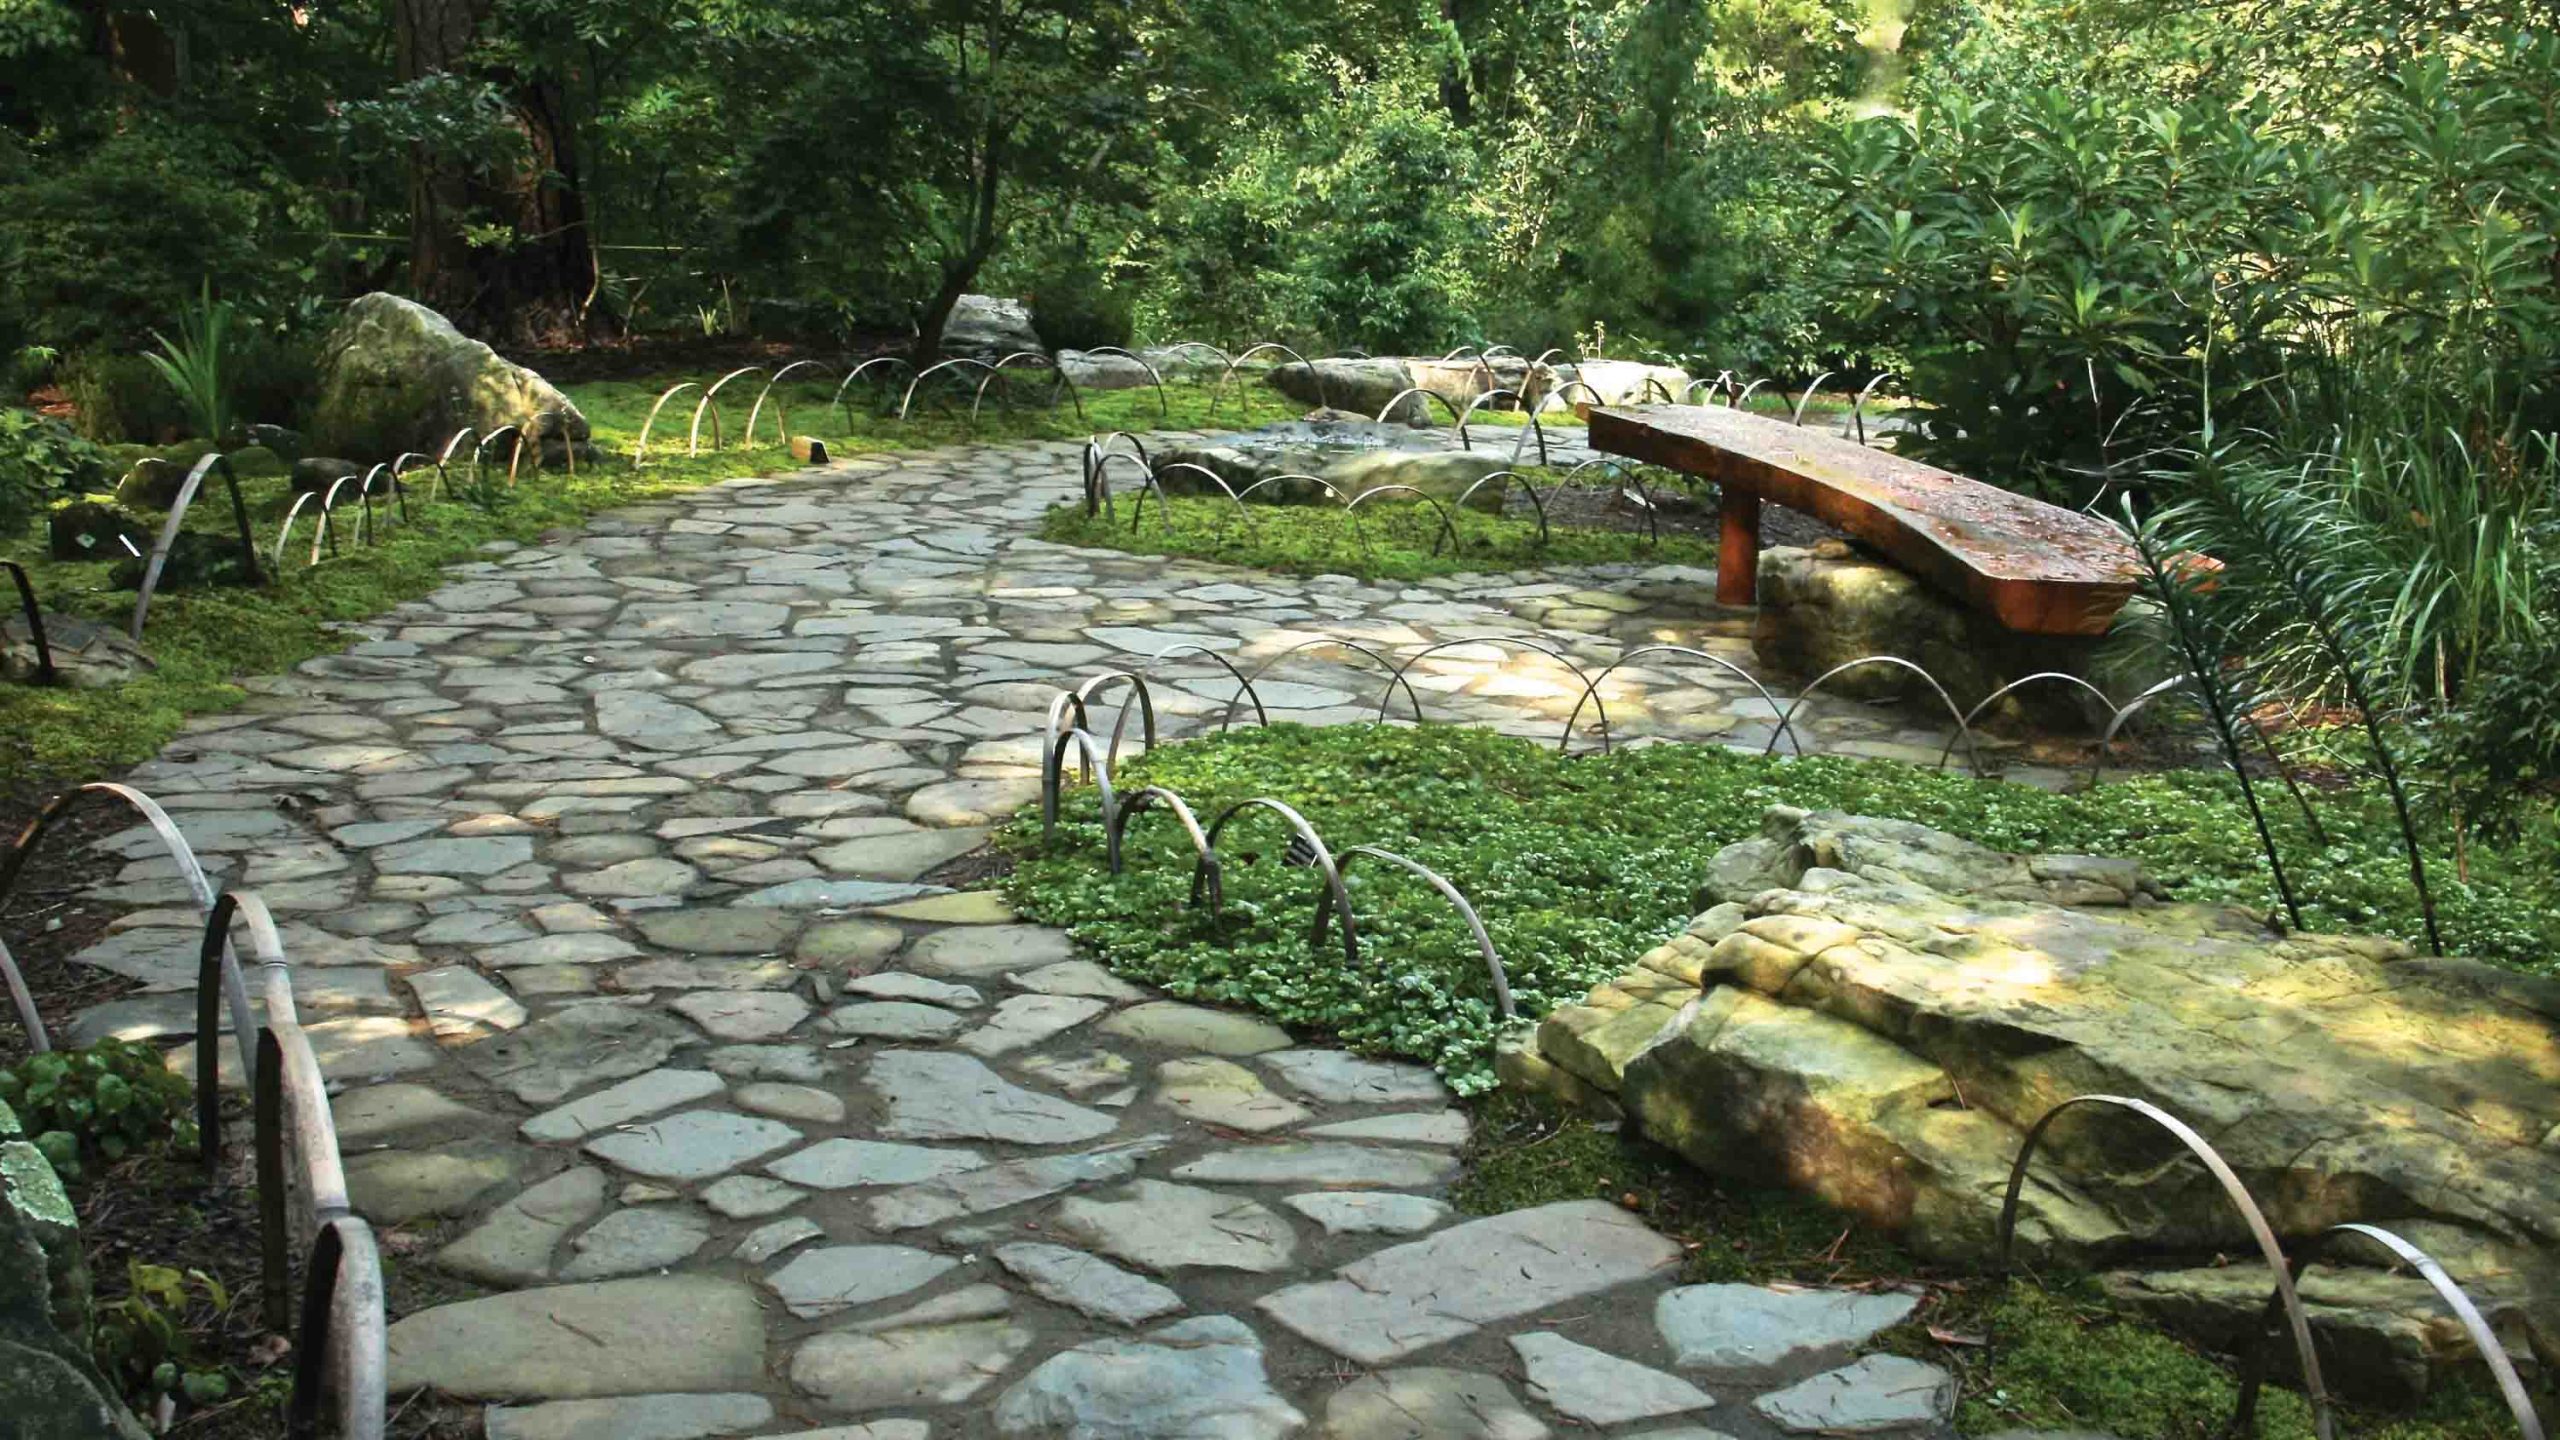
[942,295,1044,359]
[308,293,591,464]
[2,612,157,689]
[1,1100,151,1439]
[1155,421,1511,513]
[1506,805,2560,1391]
[47,500,149,561]
[1265,355,1689,419]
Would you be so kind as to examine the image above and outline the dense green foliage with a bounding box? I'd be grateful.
[0,1039,197,1184]
[1037,488,1720,581]
[1005,724,2560,1092]
[0,409,110,537]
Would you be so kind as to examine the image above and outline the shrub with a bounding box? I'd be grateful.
[63,352,190,443]
[0,1038,199,1184]
[1030,261,1136,352]
[0,406,113,536]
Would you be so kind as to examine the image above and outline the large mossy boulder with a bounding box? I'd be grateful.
[1,1099,152,1439]
[1503,805,2560,1400]
[1265,355,1691,420]
[307,293,591,464]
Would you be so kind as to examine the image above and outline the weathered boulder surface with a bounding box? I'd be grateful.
[3,612,157,688]
[1501,805,2560,1398]
[942,295,1044,359]
[1752,542,2121,718]
[1268,356,1690,420]
[308,294,591,464]
[1156,418,1512,514]
[1,1100,152,1439]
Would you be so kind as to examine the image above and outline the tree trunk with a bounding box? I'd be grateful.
[394,0,600,345]
[909,131,1006,369]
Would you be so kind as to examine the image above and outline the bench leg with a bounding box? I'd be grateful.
[1717,487,1762,606]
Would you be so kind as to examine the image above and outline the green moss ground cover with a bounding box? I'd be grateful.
[1003,724,2559,1093]
[0,376,1298,786]
[1038,484,1720,580]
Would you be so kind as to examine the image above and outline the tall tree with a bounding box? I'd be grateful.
[393,0,599,342]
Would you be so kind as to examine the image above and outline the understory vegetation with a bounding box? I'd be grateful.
[1004,724,2559,1094]
[1037,484,1721,581]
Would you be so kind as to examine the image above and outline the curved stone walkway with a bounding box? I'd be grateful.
[68,427,1999,1437]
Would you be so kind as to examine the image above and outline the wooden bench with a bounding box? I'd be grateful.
[1586,405,2143,636]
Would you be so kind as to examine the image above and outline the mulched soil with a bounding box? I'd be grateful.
[1515,477,1842,550]
[1,785,139,1072]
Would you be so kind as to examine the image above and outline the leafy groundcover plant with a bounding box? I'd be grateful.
[1004,724,2558,1092]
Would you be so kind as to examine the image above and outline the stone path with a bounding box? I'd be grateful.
[66,425,2006,1436]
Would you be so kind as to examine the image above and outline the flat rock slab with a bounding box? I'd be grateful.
[845,972,983,1008]
[483,1391,773,1440]
[1260,1200,1684,1364]
[1171,1142,1458,1189]
[1656,1285,1920,1373]
[1101,1001,1292,1056]
[994,1242,1185,1326]
[767,1138,985,1189]
[559,1206,713,1280]
[346,1141,519,1225]
[766,1244,961,1319]
[1153,1057,1311,1132]
[520,1068,725,1144]
[1261,1049,1448,1105]
[1010,960,1147,1000]
[906,924,1079,977]
[671,990,812,1041]
[1511,1332,1718,1425]
[581,1109,802,1181]
[828,1001,970,1041]
[867,1135,1169,1231]
[1303,1110,1469,1146]
[437,1166,609,1286]
[463,1000,692,1106]
[868,1049,1117,1144]
[1752,1355,1954,1434]
[791,1318,1036,1411]
[1053,1180,1299,1274]
[959,993,1110,1056]
[993,1315,1304,1440]
[632,907,804,955]
[1284,1191,1451,1236]
[386,1275,767,1399]
[1321,1367,1550,1440]
[734,1081,846,1124]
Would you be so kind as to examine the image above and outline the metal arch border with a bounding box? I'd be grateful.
[1381,637,1607,752]
[690,365,767,453]
[1764,655,1986,777]
[0,783,252,1074]
[0,933,40,1051]
[1560,645,1802,758]
[746,359,839,448]
[131,452,263,642]
[1147,642,1272,733]
[1150,462,1261,539]
[1732,378,1772,412]
[1556,457,1663,545]
[433,426,483,498]
[1105,785,1220,882]
[312,474,366,564]
[2234,1223,2544,1440]
[524,409,576,477]
[1076,347,1171,418]
[1070,670,1161,775]
[1152,340,1235,381]
[973,350,1084,428]
[833,356,915,427]
[1373,387,1467,430]
[1639,375,1681,405]
[1086,450,1156,523]
[474,425,528,488]
[1211,342,1325,417]
[1935,671,2118,773]
[1536,378,1607,417]
[2089,673,2190,786]
[1450,470,1551,548]
[1790,370,1837,427]
[1455,388,1549,466]
[1314,845,1515,1019]
[274,490,338,572]
[1120,463,1181,537]
[1847,373,1899,445]
[1239,637,1425,729]
[1686,371,1737,406]
[1193,797,1358,968]
[633,383,699,469]
[1040,727,1120,841]
[1342,485,1463,559]
[897,357,998,423]
[1995,1094,2332,1438]
[2,560,54,685]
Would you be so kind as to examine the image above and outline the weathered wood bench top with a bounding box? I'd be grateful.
[1587,404,2143,636]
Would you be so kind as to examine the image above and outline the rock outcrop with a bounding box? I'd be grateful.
[1267,356,1690,420]
[1501,805,2560,1398]
[941,295,1044,359]
[308,294,591,464]
[2,1100,152,1439]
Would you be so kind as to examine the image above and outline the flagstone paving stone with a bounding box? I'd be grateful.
[78,426,1985,1437]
